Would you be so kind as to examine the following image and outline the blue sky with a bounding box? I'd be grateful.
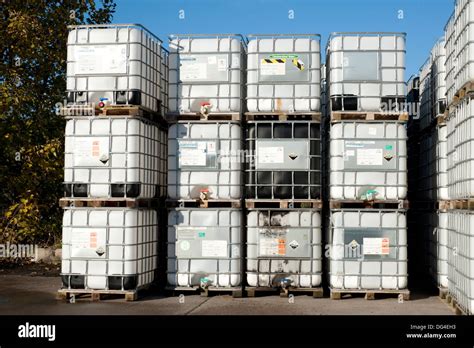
[113,0,453,78]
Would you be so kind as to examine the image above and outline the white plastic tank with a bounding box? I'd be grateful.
[61,207,158,290]
[326,32,406,112]
[66,24,167,114]
[447,210,474,314]
[437,126,449,200]
[447,98,474,199]
[418,58,432,130]
[64,116,167,199]
[246,34,321,113]
[417,132,436,201]
[168,34,246,114]
[445,12,456,106]
[246,209,322,288]
[431,38,447,116]
[168,121,242,200]
[445,1,474,106]
[329,121,407,200]
[329,209,408,290]
[167,208,241,288]
[245,120,322,200]
[428,212,448,288]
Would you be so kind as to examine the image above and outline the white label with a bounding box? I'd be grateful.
[75,45,127,75]
[260,60,286,76]
[368,127,377,136]
[344,149,355,161]
[356,148,383,166]
[207,56,217,65]
[180,61,207,80]
[202,240,227,257]
[363,238,390,255]
[259,238,286,256]
[217,58,227,71]
[74,137,110,167]
[179,148,207,166]
[71,228,106,258]
[258,146,284,164]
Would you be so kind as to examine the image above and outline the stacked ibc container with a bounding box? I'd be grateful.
[325,33,410,300]
[166,34,246,297]
[407,38,448,292]
[58,24,168,301]
[444,0,474,315]
[244,34,323,297]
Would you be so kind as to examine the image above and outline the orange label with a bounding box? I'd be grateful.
[90,231,97,248]
[92,140,100,157]
[278,239,286,255]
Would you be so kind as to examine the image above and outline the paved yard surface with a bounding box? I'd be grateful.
[0,275,454,315]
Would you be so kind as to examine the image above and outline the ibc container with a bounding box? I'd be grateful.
[61,207,158,290]
[168,121,242,200]
[329,121,407,200]
[418,58,432,130]
[328,209,408,290]
[66,24,167,114]
[447,98,474,199]
[246,209,322,288]
[431,38,447,116]
[326,32,406,112]
[446,1,474,106]
[167,208,242,288]
[64,116,167,199]
[168,34,246,114]
[445,13,456,105]
[436,126,449,200]
[246,34,321,113]
[428,212,449,288]
[447,210,474,314]
[245,121,321,200]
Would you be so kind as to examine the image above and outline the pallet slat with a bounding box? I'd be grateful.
[61,105,164,123]
[329,200,408,210]
[166,199,242,209]
[59,198,161,209]
[57,287,146,302]
[330,111,408,122]
[166,112,241,122]
[329,288,410,301]
[246,286,323,298]
[167,286,243,298]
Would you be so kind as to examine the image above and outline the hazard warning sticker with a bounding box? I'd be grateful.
[260,58,286,76]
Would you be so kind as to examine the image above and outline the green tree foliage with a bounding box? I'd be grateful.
[0,0,116,246]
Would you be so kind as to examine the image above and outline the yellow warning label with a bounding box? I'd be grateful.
[262,58,286,64]
[293,58,305,71]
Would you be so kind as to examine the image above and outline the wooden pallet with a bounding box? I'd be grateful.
[59,197,161,209]
[166,199,242,209]
[245,199,323,209]
[56,287,147,302]
[330,111,408,123]
[61,105,164,123]
[244,112,321,122]
[166,112,241,122]
[411,200,449,212]
[446,199,474,210]
[451,81,474,107]
[329,288,410,301]
[329,199,409,210]
[246,286,324,298]
[445,293,469,315]
[167,286,243,298]
[436,112,448,126]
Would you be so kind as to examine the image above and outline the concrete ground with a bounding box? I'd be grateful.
[0,275,454,315]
